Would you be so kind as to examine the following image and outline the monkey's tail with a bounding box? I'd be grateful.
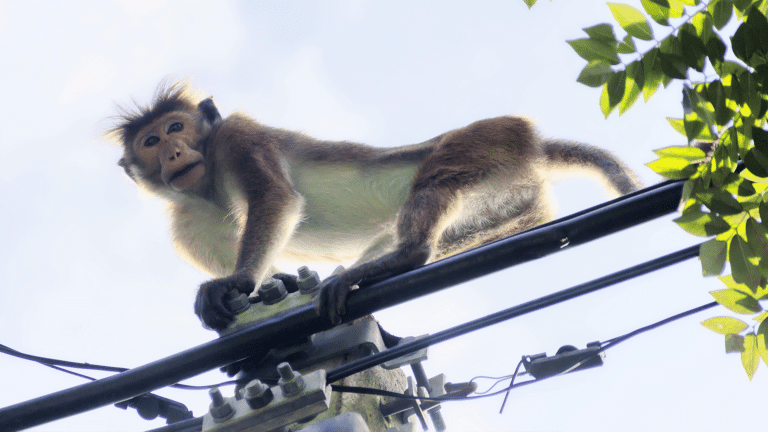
[541,139,642,195]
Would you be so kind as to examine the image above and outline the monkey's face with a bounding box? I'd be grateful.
[131,111,207,192]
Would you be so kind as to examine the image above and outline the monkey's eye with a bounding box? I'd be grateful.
[144,136,160,147]
[168,122,184,133]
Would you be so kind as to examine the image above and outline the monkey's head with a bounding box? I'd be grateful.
[110,82,222,194]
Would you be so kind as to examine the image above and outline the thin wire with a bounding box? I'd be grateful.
[469,375,516,395]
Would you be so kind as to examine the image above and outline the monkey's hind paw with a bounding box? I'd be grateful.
[315,274,358,325]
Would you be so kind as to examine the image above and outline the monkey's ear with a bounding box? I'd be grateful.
[118,157,137,182]
[198,97,222,125]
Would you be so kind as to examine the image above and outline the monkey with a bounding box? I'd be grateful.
[110,81,642,330]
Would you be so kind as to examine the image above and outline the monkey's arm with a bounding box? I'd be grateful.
[195,132,301,330]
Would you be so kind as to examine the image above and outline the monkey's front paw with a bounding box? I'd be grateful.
[195,274,255,330]
[315,274,357,325]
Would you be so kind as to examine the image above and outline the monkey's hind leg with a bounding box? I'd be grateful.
[434,181,553,260]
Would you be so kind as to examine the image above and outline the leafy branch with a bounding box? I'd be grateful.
[552,0,768,380]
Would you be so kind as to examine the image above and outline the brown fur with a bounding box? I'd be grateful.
[112,82,642,329]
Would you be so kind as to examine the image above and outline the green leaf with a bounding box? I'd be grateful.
[746,6,768,55]
[619,61,642,113]
[758,318,768,367]
[608,3,655,40]
[707,35,728,63]
[667,117,686,136]
[760,201,768,225]
[716,60,748,79]
[642,48,663,101]
[647,156,697,179]
[729,235,762,291]
[707,80,734,126]
[524,0,537,9]
[710,288,762,313]
[568,38,621,64]
[658,53,689,79]
[732,20,758,64]
[745,218,768,253]
[702,316,749,334]
[600,82,618,118]
[709,191,743,215]
[753,127,768,153]
[742,333,759,380]
[653,145,706,161]
[738,179,757,196]
[726,333,745,353]
[744,148,768,177]
[709,0,734,30]
[684,118,706,142]
[618,34,637,54]
[577,62,614,88]
[680,24,708,71]
[733,0,752,12]
[701,238,728,275]
[607,69,626,110]
[641,0,672,25]
[583,23,618,43]
[692,10,715,41]
[674,208,730,236]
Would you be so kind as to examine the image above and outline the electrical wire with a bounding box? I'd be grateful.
[328,301,720,413]
[0,344,238,390]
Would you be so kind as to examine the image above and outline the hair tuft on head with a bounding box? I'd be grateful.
[106,79,199,147]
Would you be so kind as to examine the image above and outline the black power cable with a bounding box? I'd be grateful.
[2,241,711,432]
[0,179,686,431]
[326,243,701,383]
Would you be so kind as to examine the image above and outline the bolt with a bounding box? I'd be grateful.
[225,290,250,314]
[242,379,274,410]
[429,407,447,432]
[208,387,234,422]
[277,362,305,397]
[297,266,321,294]
[258,278,287,305]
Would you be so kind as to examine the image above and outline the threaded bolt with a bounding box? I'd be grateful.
[208,387,234,422]
[242,379,273,410]
[277,362,304,397]
[258,278,287,305]
[297,266,321,294]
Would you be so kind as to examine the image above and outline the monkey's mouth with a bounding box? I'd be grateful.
[169,161,203,184]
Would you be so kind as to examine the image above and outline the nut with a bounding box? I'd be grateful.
[297,266,321,294]
[242,379,273,410]
[277,362,305,397]
[258,278,287,305]
[225,290,250,314]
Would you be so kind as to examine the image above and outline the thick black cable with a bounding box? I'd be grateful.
[325,243,701,383]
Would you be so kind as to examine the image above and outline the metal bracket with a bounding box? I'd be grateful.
[202,367,331,432]
[523,341,605,379]
[245,318,388,382]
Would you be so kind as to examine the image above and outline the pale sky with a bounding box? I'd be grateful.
[0,1,763,431]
